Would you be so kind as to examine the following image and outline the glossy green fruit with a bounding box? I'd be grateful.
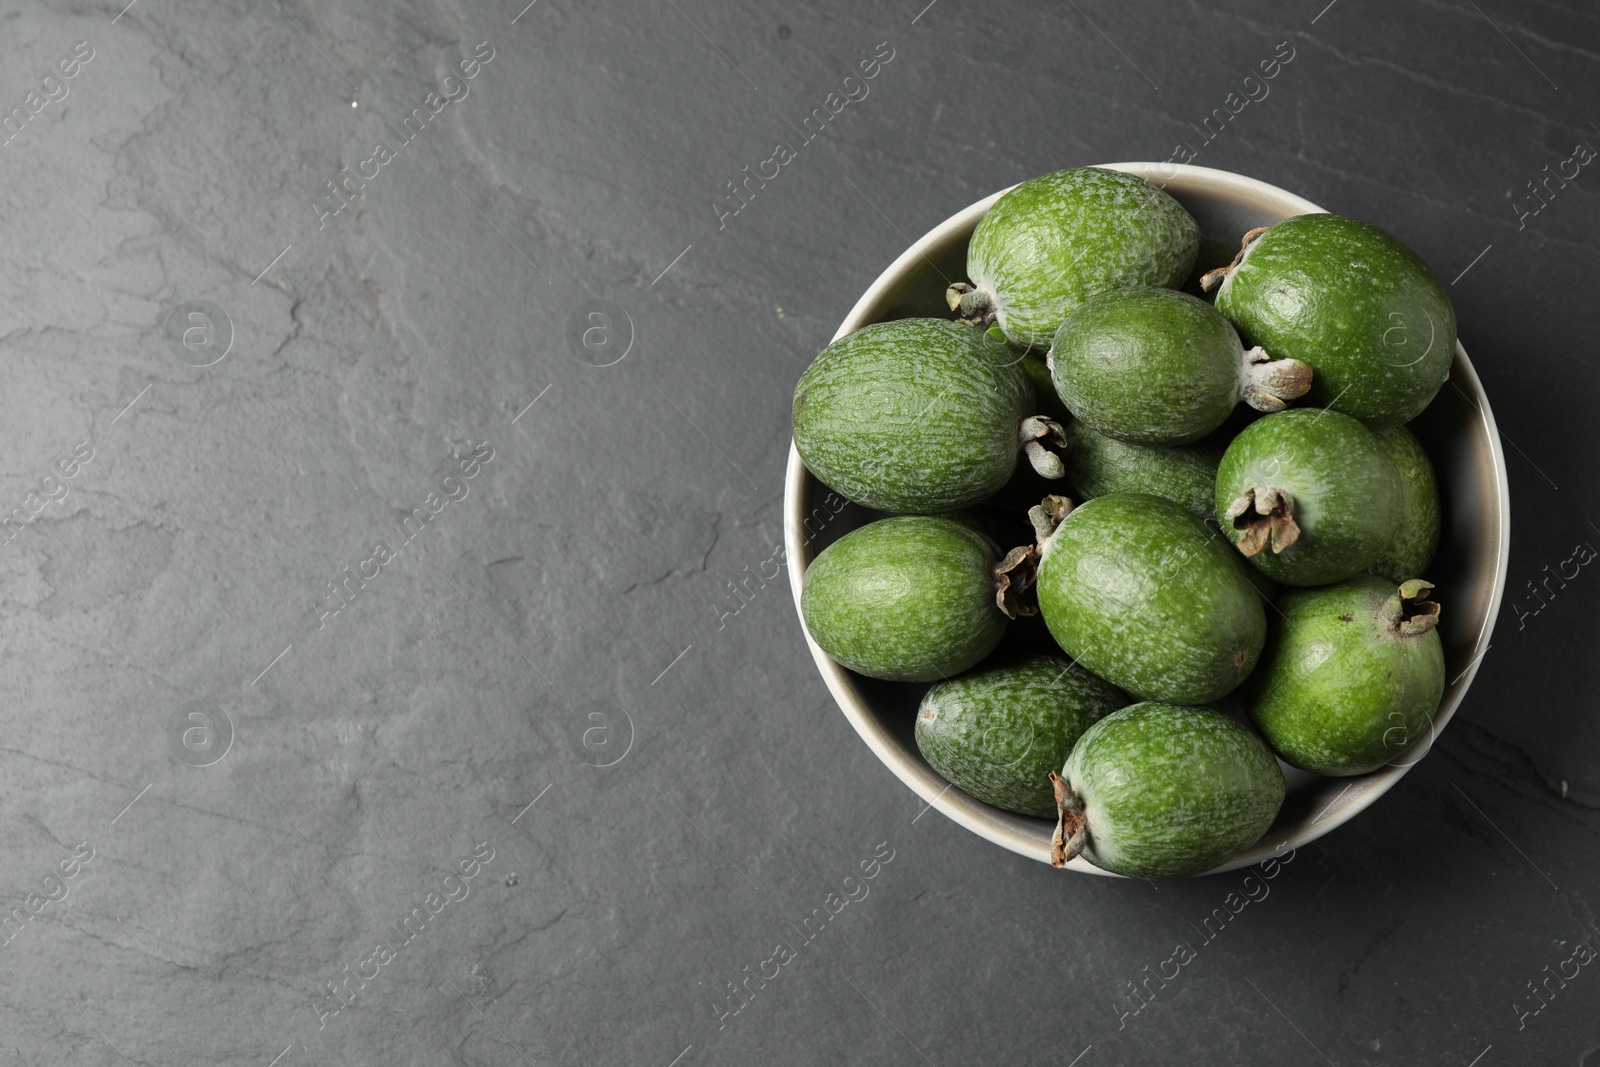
[793,319,1064,514]
[949,168,1199,349]
[1208,213,1457,430]
[1060,419,1224,520]
[801,516,1020,682]
[1368,426,1440,583]
[915,655,1125,817]
[1049,287,1312,445]
[1031,493,1266,703]
[1051,702,1285,878]
[1215,408,1403,587]
[1245,577,1445,776]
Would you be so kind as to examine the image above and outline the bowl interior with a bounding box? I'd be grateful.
[784,163,1510,875]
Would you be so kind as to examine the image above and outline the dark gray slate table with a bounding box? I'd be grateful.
[0,1,1594,1064]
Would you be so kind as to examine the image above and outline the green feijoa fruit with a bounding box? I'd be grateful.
[949,168,1199,349]
[1368,426,1441,583]
[1244,577,1445,776]
[1061,419,1225,520]
[1206,213,1457,430]
[915,655,1125,817]
[1215,408,1403,587]
[1050,702,1285,878]
[801,516,1025,682]
[1048,287,1312,445]
[1030,493,1266,704]
[792,319,1065,513]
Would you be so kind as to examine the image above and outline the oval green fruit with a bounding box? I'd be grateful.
[1215,408,1403,587]
[1209,213,1457,430]
[1032,493,1266,704]
[1052,702,1286,879]
[1060,419,1224,520]
[793,319,1063,513]
[950,168,1199,349]
[915,655,1126,817]
[801,516,1014,682]
[1368,426,1440,583]
[1244,577,1445,776]
[1049,287,1312,445]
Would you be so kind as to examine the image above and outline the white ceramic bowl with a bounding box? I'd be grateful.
[783,162,1511,875]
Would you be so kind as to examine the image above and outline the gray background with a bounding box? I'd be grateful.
[0,0,1593,1064]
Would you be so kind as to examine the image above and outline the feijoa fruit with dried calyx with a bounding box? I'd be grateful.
[1029,493,1266,704]
[1205,213,1457,430]
[1215,407,1402,587]
[915,655,1126,817]
[1048,287,1313,445]
[792,319,1065,513]
[949,168,1199,349]
[1050,702,1286,878]
[1244,577,1445,776]
[801,516,1033,683]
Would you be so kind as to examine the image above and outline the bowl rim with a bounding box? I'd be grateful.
[783,162,1511,875]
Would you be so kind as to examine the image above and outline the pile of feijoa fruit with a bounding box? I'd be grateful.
[794,166,1454,879]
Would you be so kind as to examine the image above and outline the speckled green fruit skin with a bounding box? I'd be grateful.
[968,168,1199,349]
[1061,419,1224,520]
[793,319,1033,513]
[915,656,1125,818]
[1368,426,1440,583]
[1215,408,1402,587]
[1064,703,1286,879]
[1036,494,1266,704]
[1244,577,1444,776]
[801,517,1006,683]
[1214,213,1456,430]
[1051,287,1246,445]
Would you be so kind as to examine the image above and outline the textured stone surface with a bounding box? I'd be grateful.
[0,1,1595,1064]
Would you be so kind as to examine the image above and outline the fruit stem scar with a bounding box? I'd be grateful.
[992,544,1041,619]
[1200,225,1268,293]
[1239,347,1314,412]
[1049,771,1087,868]
[1019,415,1068,478]
[1224,486,1300,556]
[946,281,996,326]
[1389,578,1442,635]
[1027,494,1074,552]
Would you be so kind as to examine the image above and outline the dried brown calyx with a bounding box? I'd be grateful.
[1199,225,1269,293]
[1386,578,1442,636]
[1049,771,1087,868]
[946,281,996,327]
[1225,486,1300,557]
[1019,416,1068,479]
[992,544,1039,620]
[1027,494,1074,553]
[1240,347,1314,413]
